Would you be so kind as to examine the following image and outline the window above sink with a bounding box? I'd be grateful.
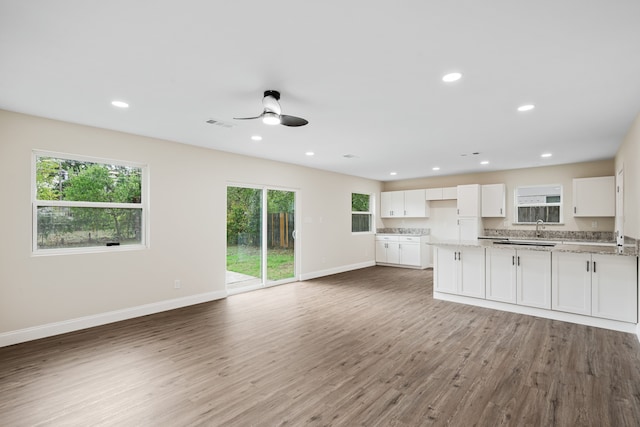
[514,185,563,224]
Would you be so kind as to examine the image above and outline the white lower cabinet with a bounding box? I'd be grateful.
[434,246,485,298]
[552,252,638,323]
[376,235,429,268]
[591,254,637,322]
[375,239,399,264]
[551,252,591,315]
[485,248,551,309]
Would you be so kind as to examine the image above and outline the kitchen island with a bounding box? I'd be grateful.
[430,238,639,333]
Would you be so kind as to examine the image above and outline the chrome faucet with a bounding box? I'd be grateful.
[536,219,544,238]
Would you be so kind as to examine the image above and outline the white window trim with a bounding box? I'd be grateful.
[351,192,375,234]
[513,184,563,225]
[31,150,150,256]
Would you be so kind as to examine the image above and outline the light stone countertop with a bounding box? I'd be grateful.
[429,238,638,257]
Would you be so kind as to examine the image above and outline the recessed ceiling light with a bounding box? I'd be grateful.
[305,151,314,156]
[481,161,489,165]
[541,153,552,158]
[442,72,462,83]
[390,172,397,176]
[432,167,440,171]
[251,135,262,141]
[111,100,129,108]
[517,104,535,112]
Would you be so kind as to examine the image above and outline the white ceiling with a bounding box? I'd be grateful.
[1,1,639,181]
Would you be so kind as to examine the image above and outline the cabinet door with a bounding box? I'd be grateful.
[457,184,480,217]
[458,247,485,298]
[552,252,591,315]
[591,254,638,323]
[400,243,421,266]
[404,189,427,217]
[481,184,506,217]
[517,251,552,309]
[380,191,404,217]
[386,242,400,264]
[425,188,443,201]
[442,187,458,200]
[434,247,458,294]
[375,241,388,263]
[485,248,517,303]
[573,176,615,217]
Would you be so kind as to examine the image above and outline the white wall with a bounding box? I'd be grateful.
[615,113,640,241]
[0,110,381,339]
[382,159,616,234]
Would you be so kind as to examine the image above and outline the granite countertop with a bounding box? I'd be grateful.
[376,228,430,236]
[376,233,430,237]
[429,238,638,257]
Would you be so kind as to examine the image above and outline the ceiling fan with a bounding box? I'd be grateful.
[234,90,308,127]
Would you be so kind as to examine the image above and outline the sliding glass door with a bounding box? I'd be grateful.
[266,189,295,284]
[226,185,297,293]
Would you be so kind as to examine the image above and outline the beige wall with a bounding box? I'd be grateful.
[615,113,640,240]
[0,110,381,334]
[382,159,616,233]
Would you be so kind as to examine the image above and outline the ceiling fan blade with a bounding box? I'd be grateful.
[233,114,263,120]
[280,115,308,127]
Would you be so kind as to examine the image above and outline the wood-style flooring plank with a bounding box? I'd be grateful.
[1,266,640,426]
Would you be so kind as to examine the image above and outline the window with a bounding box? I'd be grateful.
[33,151,148,254]
[514,185,562,224]
[351,193,373,233]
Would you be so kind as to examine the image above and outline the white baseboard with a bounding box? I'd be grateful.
[0,290,227,348]
[434,291,638,334]
[299,261,376,281]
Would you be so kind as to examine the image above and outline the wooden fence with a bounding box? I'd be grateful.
[268,212,294,249]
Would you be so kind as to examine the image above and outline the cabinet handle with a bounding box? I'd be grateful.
[512,255,515,266]
[404,210,407,216]
[457,209,460,215]
[586,261,589,272]
[574,207,577,214]
[517,256,520,266]
[458,251,461,261]
[593,261,596,273]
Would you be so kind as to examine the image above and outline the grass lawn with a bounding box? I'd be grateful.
[227,244,294,281]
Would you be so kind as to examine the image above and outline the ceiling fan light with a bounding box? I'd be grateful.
[262,112,281,125]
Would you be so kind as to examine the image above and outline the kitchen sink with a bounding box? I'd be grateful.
[492,240,556,247]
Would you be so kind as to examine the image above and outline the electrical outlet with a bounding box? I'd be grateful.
[174,279,181,289]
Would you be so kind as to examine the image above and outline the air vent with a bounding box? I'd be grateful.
[343,154,358,159]
[206,119,233,128]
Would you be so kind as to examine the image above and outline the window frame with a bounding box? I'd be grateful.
[513,184,563,225]
[31,150,149,256]
[351,192,374,234]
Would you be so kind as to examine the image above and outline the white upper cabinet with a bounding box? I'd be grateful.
[380,190,429,218]
[380,191,404,217]
[425,187,457,201]
[425,188,443,201]
[457,184,481,217]
[442,187,458,199]
[481,184,506,217]
[572,176,615,217]
[404,189,429,217]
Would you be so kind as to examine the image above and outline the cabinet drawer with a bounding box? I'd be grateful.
[398,236,421,243]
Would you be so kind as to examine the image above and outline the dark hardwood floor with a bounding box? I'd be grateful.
[1,266,640,426]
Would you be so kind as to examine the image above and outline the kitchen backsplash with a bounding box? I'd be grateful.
[483,228,615,242]
[377,227,430,235]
